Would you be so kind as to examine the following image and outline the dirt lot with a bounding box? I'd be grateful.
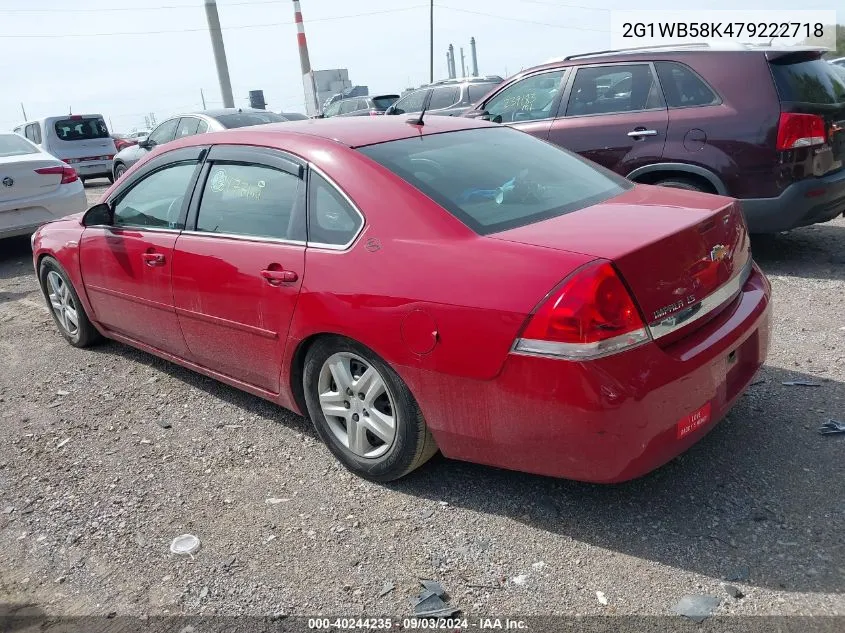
[0,179,843,619]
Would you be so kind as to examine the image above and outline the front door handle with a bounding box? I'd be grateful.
[261,269,298,285]
[142,252,166,267]
[627,128,658,138]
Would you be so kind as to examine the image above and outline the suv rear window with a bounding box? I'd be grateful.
[359,127,629,235]
[54,118,109,141]
[214,112,286,128]
[372,96,399,110]
[770,58,845,104]
[0,134,37,157]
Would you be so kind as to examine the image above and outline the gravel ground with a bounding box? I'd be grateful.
[0,179,843,619]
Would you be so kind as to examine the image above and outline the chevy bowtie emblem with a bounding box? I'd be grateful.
[1,176,13,188]
[710,244,729,262]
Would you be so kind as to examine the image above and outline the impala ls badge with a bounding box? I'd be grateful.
[710,244,729,262]
[1,177,13,188]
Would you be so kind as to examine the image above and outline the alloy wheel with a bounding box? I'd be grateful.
[46,271,79,337]
[317,352,397,458]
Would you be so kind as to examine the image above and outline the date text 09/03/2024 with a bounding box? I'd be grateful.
[307,617,530,629]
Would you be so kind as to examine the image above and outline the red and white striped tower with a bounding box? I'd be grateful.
[292,0,320,116]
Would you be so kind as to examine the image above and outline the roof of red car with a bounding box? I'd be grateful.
[242,115,494,148]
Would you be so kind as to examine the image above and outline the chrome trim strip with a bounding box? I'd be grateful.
[648,257,753,340]
[179,230,306,246]
[307,162,366,252]
[512,328,650,361]
[88,225,182,234]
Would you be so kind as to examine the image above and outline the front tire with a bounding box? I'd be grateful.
[39,257,101,348]
[303,336,437,481]
[114,163,126,180]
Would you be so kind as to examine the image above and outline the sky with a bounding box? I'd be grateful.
[0,0,841,133]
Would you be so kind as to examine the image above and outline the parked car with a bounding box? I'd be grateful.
[31,116,770,483]
[463,44,845,233]
[127,130,152,141]
[320,95,400,118]
[386,76,504,118]
[112,108,289,180]
[0,133,85,239]
[13,114,117,184]
[829,57,845,68]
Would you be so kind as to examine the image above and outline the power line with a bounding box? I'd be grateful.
[435,4,610,33]
[0,5,428,38]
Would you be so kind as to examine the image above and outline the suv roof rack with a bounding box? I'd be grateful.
[427,75,504,86]
[562,42,827,61]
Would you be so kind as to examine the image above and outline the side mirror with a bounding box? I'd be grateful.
[384,105,397,116]
[82,202,113,227]
[466,109,490,121]
[138,138,152,150]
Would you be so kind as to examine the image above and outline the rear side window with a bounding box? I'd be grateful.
[54,117,109,141]
[770,59,845,104]
[467,82,498,103]
[359,127,629,235]
[176,117,201,138]
[24,123,42,144]
[196,163,301,240]
[308,171,363,246]
[0,134,38,157]
[655,62,720,108]
[428,86,460,110]
[339,100,359,115]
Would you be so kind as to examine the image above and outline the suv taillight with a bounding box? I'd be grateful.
[776,112,826,150]
[513,260,650,360]
[35,165,79,184]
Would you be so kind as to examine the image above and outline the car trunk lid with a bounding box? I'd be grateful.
[0,154,64,203]
[490,185,751,344]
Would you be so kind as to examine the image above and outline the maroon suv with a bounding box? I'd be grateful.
[464,45,845,233]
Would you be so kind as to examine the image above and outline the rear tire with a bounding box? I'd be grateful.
[39,257,101,348]
[114,163,126,180]
[653,177,709,193]
[303,336,438,482]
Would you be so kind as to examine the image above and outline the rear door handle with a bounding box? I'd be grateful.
[627,129,658,138]
[142,253,166,267]
[261,269,298,285]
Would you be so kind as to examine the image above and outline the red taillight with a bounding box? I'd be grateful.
[514,260,649,360]
[776,112,826,150]
[35,165,79,184]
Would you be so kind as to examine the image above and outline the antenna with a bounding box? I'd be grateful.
[406,88,433,126]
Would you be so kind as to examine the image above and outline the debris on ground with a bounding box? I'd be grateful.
[819,419,845,435]
[420,508,435,519]
[531,561,546,571]
[169,534,201,556]
[56,390,70,396]
[596,591,608,605]
[378,581,395,598]
[510,574,529,586]
[155,420,172,429]
[55,438,69,449]
[199,586,209,599]
[721,583,744,599]
[265,498,290,505]
[412,580,457,618]
[671,595,720,622]
[781,381,821,387]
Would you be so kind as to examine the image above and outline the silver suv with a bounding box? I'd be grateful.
[385,76,504,118]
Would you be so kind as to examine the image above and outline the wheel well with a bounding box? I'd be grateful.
[289,333,331,415]
[631,170,717,194]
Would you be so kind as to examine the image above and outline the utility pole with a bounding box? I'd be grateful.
[292,0,320,116]
[460,47,466,78]
[20,103,27,120]
[203,0,235,108]
[429,0,434,83]
[201,89,207,109]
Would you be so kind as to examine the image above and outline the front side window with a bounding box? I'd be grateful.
[53,117,109,141]
[429,86,460,110]
[196,163,301,240]
[655,62,720,108]
[323,102,342,117]
[566,64,662,116]
[339,100,359,115]
[392,89,428,115]
[485,71,565,123]
[113,162,197,229]
[308,171,363,246]
[176,117,201,138]
[467,82,499,104]
[359,127,629,235]
[147,119,179,147]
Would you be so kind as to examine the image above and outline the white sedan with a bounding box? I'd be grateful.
[0,133,87,239]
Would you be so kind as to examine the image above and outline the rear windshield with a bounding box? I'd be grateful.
[0,134,37,157]
[214,112,286,128]
[359,127,629,235]
[770,59,845,104]
[54,117,110,141]
[372,96,399,110]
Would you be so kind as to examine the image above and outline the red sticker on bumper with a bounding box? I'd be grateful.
[677,402,712,440]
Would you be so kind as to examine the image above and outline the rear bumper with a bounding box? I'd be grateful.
[741,167,845,233]
[74,161,113,179]
[0,182,87,239]
[420,266,772,483]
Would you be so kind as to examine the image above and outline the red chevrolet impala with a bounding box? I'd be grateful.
[31,116,771,483]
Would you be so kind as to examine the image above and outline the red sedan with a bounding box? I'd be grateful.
[31,116,771,483]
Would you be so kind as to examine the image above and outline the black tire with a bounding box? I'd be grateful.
[653,177,709,193]
[303,336,438,482]
[114,163,126,180]
[39,257,101,348]
[107,174,114,184]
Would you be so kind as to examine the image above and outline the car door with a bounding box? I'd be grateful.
[170,145,306,392]
[547,63,668,175]
[475,69,569,139]
[79,146,206,356]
